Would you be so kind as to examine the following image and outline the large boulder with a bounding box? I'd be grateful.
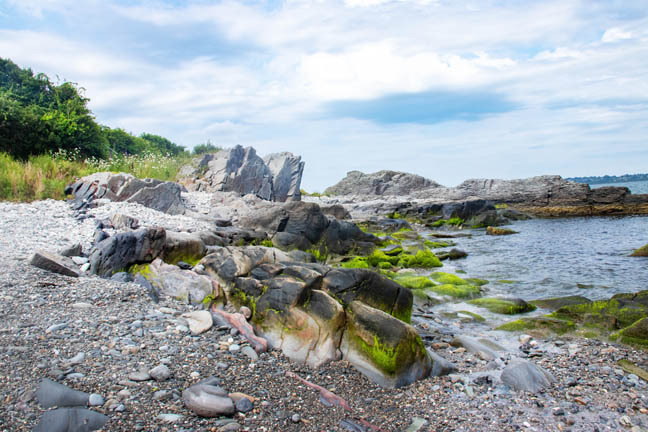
[133,258,216,304]
[65,172,186,214]
[89,228,166,276]
[199,246,293,284]
[340,301,431,388]
[263,152,305,202]
[325,170,441,197]
[161,231,207,265]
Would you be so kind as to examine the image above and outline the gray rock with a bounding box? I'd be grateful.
[501,359,555,393]
[149,364,171,382]
[133,258,213,304]
[157,413,184,423]
[60,243,83,257]
[325,170,441,196]
[30,251,79,278]
[46,323,68,333]
[235,397,254,413]
[181,311,213,335]
[71,256,89,265]
[128,371,152,382]
[240,345,259,361]
[428,350,457,377]
[110,272,133,283]
[110,213,140,230]
[263,152,305,202]
[34,408,108,432]
[88,394,104,407]
[36,378,89,408]
[89,228,166,277]
[182,384,235,417]
[405,417,429,432]
[450,335,501,361]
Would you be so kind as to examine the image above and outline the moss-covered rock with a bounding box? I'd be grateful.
[531,295,591,311]
[392,275,435,290]
[496,317,576,335]
[430,272,467,285]
[442,310,485,323]
[469,298,536,315]
[424,240,456,249]
[618,318,648,346]
[340,257,369,269]
[161,231,207,266]
[340,301,431,388]
[464,277,489,286]
[631,244,648,257]
[426,283,481,299]
[551,294,648,330]
[486,226,517,236]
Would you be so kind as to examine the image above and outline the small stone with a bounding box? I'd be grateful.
[128,371,152,382]
[619,416,633,427]
[405,417,428,432]
[241,346,258,361]
[190,372,201,379]
[117,389,131,399]
[228,344,240,352]
[71,302,93,309]
[114,404,126,412]
[235,397,253,413]
[46,323,67,333]
[65,352,85,366]
[149,364,171,382]
[65,373,85,380]
[183,384,235,417]
[291,414,301,423]
[71,256,89,265]
[181,311,213,335]
[158,413,184,423]
[80,263,90,272]
[88,394,104,406]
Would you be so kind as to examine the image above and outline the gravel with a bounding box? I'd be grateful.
[1,199,647,431]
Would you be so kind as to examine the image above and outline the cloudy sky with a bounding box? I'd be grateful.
[1,0,647,191]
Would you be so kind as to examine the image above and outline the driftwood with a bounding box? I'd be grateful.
[211,308,267,353]
[286,371,351,411]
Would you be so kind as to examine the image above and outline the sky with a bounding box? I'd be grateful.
[0,0,647,191]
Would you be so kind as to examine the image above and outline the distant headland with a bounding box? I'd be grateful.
[567,173,648,184]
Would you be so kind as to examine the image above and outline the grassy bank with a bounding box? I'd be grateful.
[0,150,189,202]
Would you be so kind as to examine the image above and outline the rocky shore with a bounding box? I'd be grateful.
[1,148,648,431]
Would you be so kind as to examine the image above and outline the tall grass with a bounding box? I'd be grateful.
[0,150,191,202]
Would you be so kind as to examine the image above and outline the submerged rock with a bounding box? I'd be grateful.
[486,226,517,236]
[469,297,536,315]
[631,243,648,257]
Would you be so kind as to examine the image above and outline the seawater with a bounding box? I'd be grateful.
[589,179,648,194]
[424,215,648,303]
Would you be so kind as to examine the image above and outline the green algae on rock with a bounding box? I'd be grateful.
[631,243,648,257]
[486,226,517,235]
[469,297,536,315]
[392,275,435,291]
[496,317,576,335]
[618,317,648,347]
[531,295,591,311]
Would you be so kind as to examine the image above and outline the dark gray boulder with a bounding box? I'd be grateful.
[36,378,89,408]
[34,408,108,432]
[89,228,166,276]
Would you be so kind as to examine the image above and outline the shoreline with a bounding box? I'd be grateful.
[0,196,647,431]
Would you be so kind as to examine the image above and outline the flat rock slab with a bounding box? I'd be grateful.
[501,359,555,393]
[183,383,235,417]
[34,408,108,432]
[182,311,213,335]
[30,251,79,277]
[36,378,89,408]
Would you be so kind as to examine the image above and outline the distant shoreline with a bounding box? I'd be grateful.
[567,174,648,185]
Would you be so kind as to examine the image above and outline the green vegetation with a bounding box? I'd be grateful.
[341,256,370,269]
[0,57,202,201]
[496,317,576,335]
[431,217,464,228]
[430,272,467,285]
[469,298,536,315]
[192,141,220,156]
[426,283,481,299]
[424,240,455,248]
[494,203,508,209]
[0,57,185,160]
[392,275,435,290]
[631,243,648,257]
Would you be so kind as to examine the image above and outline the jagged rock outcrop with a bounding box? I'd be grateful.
[325,170,441,197]
[65,172,186,215]
[89,228,166,276]
[179,146,304,202]
[263,152,305,202]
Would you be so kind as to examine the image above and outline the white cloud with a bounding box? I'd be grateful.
[601,27,633,43]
